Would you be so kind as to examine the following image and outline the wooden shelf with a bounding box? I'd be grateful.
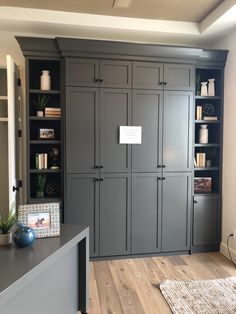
[195,120,220,124]
[28,197,61,204]
[195,96,220,100]
[30,116,61,121]
[194,193,219,197]
[30,169,61,173]
[194,167,219,171]
[30,140,61,144]
[29,89,60,94]
[195,143,219,147]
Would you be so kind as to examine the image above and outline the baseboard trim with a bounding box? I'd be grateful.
[220,241,236,261]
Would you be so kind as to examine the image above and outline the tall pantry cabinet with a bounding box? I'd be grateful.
[16,37,228,259]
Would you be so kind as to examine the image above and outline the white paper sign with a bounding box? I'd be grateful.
[119,126,142,144]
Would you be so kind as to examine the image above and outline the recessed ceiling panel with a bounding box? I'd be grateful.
[0,0,224,22]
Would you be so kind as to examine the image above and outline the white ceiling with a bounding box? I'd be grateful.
[0,0,236,49]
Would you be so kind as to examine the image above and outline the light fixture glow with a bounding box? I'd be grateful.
[113,0,134,9]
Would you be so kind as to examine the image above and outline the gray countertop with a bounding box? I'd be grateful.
[0,224,88,296]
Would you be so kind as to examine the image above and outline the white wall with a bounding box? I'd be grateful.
[212,28,236,259]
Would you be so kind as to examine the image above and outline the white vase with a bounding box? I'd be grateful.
[199,124,208,144]
[208,78,215,96]
[200,82,208,96]
[37,110,44,117]
[40,70,51,90]
[0,231,12,245]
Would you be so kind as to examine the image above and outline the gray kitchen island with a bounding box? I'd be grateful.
[0,224,89,314]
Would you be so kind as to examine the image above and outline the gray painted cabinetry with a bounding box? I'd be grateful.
[66,57,194,257]
[66,58,131,257]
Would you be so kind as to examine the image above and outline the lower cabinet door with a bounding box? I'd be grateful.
[99,173,131,256]
[162,173,191,252]
[132,173,161,254]
[193,195,220,247]
[66,174,99,257]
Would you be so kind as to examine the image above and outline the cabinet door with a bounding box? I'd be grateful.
[100,174,131,256]
[65,58,99,87]
[100,89,131,172]
[66,87,99,173]
[132,173,161,254]
[133,61,163,89]
[162,173,191,252]
[100,60,132,88]
[193,195,220,247]
[132,90,163,172]
[66,174,99,257]
[163,91,193,172]
[164,64,194,90]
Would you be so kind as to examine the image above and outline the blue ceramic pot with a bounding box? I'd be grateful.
[14,224,36,248]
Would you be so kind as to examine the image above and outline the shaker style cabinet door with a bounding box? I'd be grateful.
[66,87,99,173]
[132,90,163,172]
[100,60,132,88]
[163,91,193,172]
[132,173,161,254]
[193,195,220,247]
[99,173,131,256]
[133,61,163,89]
[66,174,99,257]
[100,89,131,173]
[162,173,191,252]
[163,64,194,90]
[65,58,99,87]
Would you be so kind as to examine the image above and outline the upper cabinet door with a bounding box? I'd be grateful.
[100,60,132,88]
[132,90,163,172]
[164,64,194,90]
[66,87,99,173]
[133,61,163,89]
[163,91,193,172]
[65,58,99,87]
[100,88,131,172]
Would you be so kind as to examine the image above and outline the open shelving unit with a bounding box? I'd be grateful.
[192,67,224,252]
[26,58,63,204]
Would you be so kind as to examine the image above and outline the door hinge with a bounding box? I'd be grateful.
[18,129,22,137]
[17,78,21,86]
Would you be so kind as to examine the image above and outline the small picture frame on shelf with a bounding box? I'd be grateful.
[18,203,60,238]
[39,128,55,139]
[194,177,212,194]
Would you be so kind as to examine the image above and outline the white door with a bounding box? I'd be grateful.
[7,55,19,212]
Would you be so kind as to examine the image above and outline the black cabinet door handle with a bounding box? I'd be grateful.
[99,166,104,169]
[162,165,166,168]
[94,166,99,169]
[94,78,100,82]
[100,178,104,181]
[94,178,99,182]
[99,79,104,83]
[157,165,162,168]
[13,186,19,192]
[162,177,166,180]
[159,81,163,85]
[193,200,198,204]
[163,82,167,85]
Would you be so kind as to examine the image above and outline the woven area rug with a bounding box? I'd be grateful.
[160,277,236,314]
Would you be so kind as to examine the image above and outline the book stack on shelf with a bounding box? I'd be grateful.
[45,107,61,117]
[195,153,206,167]
[35,153,48,169]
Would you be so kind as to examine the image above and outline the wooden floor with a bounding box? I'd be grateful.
[87,253,236,314]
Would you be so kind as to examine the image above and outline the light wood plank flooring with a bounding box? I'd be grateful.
[87,253,236,314]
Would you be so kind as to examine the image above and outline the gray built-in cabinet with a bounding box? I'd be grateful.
[65,56,194,257]
[16,37,228,259]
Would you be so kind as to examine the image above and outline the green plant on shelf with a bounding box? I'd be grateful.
[33,94,50,112]
[35,173,47,198]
